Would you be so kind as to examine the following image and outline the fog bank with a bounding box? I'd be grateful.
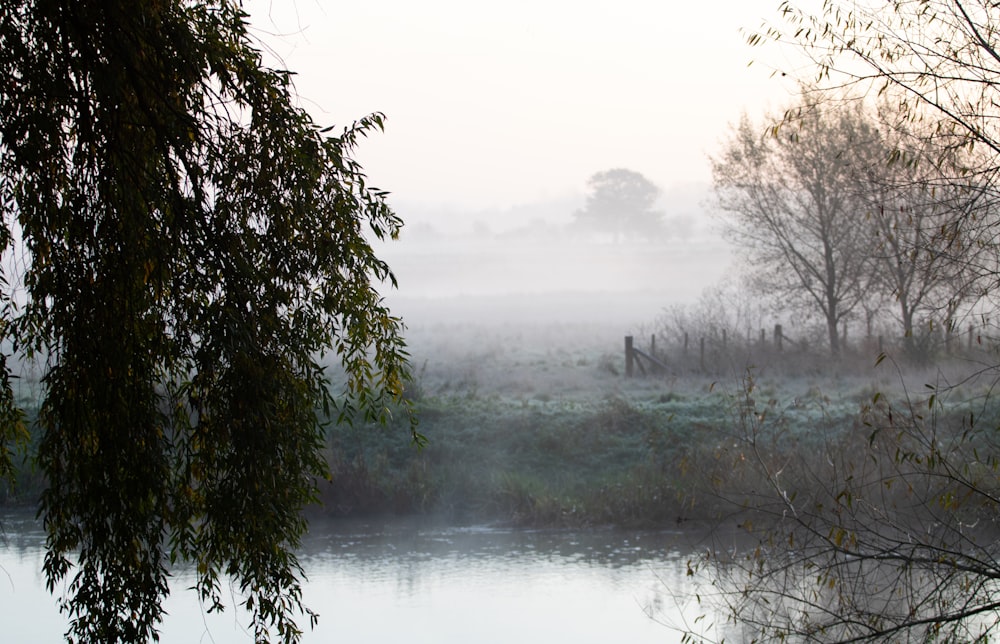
[380,235,733,328]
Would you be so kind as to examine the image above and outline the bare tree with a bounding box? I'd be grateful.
[683,2,1000,640]
[752,0,1000,320]
[656,277,771,371]
[756,0,1000,170]
[859,113,991,360]
[694,368,1000,642]
[712,93,879,355]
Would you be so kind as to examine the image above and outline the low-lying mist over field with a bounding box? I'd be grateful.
[377,182,731,332]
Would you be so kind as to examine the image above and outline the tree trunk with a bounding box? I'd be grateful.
[900,303,919,361]
[827,314,841,356]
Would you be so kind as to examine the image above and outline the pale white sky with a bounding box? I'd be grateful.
[245,0,813,217]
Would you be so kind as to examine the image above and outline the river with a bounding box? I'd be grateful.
[1,513,726,643]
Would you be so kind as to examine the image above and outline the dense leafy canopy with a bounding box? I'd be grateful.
[0,1,415,642]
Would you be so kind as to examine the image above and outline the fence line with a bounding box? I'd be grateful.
[624,323,998,377]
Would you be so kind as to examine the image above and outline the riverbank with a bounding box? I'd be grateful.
[317,320,1000,527]
[3,320,992,529]
[319,372,882,526]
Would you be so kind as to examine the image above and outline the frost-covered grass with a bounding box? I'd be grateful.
[4,320,996,528]
[318,321,986,527]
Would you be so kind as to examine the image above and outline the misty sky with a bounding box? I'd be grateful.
[245,0,813,219]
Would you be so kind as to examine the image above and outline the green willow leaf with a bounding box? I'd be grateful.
[0,2,415,642]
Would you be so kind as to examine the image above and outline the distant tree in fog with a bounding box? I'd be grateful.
[573,168,664,241]
[712,93,878,355]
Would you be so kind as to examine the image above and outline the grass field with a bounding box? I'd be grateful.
[317,320,966,527]
[4,319,996,530]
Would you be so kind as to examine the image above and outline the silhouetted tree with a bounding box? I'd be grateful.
[858,113,989,361]
[573,168,665,241]
[712,94,879,356]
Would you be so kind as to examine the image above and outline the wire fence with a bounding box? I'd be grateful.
[625,322,1000,377]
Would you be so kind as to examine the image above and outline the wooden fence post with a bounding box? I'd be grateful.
[684,332,689,356]
[969,324,974,351]
[625,336,634,377]
[650,334,656,358]
[760,328,766,346]
[774,324,783,352]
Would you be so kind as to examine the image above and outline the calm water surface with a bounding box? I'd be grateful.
[2,513,723,643]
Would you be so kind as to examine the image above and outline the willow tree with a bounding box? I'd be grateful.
[0,2,416,643]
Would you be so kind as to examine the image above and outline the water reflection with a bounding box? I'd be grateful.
[301,518,691,566]
[2,514,723,643]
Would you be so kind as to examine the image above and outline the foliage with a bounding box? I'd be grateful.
[756,0,1000,168]
[573,168,665,241]
[691,3,1000,638]
[316,375,884,530]
[0,2,415,642]
[324,392,689,525]
[700,69,1000,629]
[713,84,994,360]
